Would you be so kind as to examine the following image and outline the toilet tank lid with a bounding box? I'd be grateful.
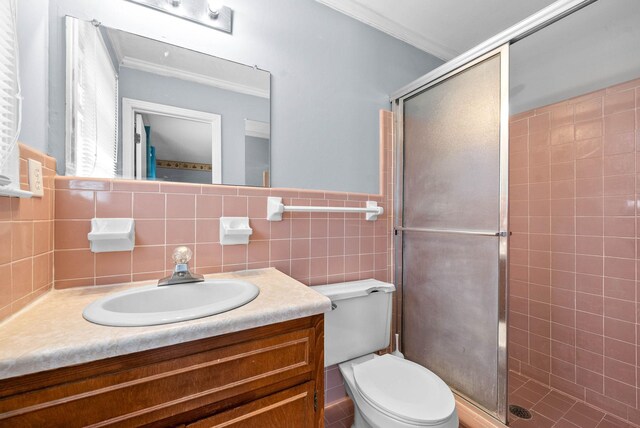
[311,279,395,301]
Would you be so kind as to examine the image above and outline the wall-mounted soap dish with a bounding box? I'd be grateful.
[219,217,252,246]
[88,218,135,253]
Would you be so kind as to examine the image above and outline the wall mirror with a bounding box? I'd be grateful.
[64,16,271,187]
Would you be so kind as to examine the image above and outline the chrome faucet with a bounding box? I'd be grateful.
[158,246,204,286]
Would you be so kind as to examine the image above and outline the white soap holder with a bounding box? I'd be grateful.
[88,218,135,253]
[219,217,253,246]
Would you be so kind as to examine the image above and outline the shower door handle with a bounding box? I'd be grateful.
[394,226,508,237]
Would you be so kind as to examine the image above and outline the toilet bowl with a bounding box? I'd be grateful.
[312,280,458,428]
[340,354,458,428]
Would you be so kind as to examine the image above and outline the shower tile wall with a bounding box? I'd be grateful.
[509,77,640,425]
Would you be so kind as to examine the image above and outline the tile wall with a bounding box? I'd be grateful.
[0,144,56,322]
[52,110,394,423]
[53,178,390,289]
[0,111,392,424]
[509,77,640,425]
[323,111,394,428]
[53,111,393,291]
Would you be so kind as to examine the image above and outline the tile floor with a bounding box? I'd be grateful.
[509,371,637,428]
[325,371,637,427]
[324,397,355,428]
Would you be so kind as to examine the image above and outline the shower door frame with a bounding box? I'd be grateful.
[389,0,600,423]
[392,44,510,422]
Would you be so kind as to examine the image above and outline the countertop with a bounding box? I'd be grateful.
[0,268,331,380]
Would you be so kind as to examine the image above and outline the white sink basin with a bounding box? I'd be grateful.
[83,279,260,327]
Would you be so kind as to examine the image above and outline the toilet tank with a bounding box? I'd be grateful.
[312,279,395,367]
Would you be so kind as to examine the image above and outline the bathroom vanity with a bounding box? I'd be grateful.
[0,269,330,427]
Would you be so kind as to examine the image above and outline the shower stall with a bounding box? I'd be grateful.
[394,46,509,420]
[391,0,640,425]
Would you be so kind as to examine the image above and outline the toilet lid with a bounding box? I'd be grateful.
[353,354,455,426]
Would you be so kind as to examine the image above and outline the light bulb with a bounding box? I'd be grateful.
[207,0,224,18]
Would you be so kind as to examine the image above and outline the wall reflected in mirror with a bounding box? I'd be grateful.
[244,119,270,187]
[65,16,270,187]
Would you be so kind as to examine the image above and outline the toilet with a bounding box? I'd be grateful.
[312,279,458,428]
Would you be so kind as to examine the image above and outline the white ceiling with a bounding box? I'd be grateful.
[105,27,270,98]
[316,0,557,60]
[143,114,212,164]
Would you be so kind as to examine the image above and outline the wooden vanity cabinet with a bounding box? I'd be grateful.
[0,315,324,427]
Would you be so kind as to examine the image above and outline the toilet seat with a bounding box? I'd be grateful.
[353,354,456,426]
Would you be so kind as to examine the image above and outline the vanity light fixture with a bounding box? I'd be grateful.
[126,0,233,34]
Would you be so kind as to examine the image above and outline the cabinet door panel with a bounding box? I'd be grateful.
[188,382,315,428]
[0,316,324,428]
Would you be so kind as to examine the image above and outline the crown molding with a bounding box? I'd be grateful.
[245,120,270,139]
[120,57,270,99]
[316,0,458,61]
[106,29,125,64]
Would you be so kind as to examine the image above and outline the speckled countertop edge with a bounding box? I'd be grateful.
[0,268,331,380]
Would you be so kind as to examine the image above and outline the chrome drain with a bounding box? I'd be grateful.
[509,405,532,419]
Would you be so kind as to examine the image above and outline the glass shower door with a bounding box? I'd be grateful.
[396,46,509,422]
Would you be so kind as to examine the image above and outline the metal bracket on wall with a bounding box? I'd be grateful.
[126,0,233,34]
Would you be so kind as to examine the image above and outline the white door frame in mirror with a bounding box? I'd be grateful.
[245,119,270,139]
[122,98,222,183]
